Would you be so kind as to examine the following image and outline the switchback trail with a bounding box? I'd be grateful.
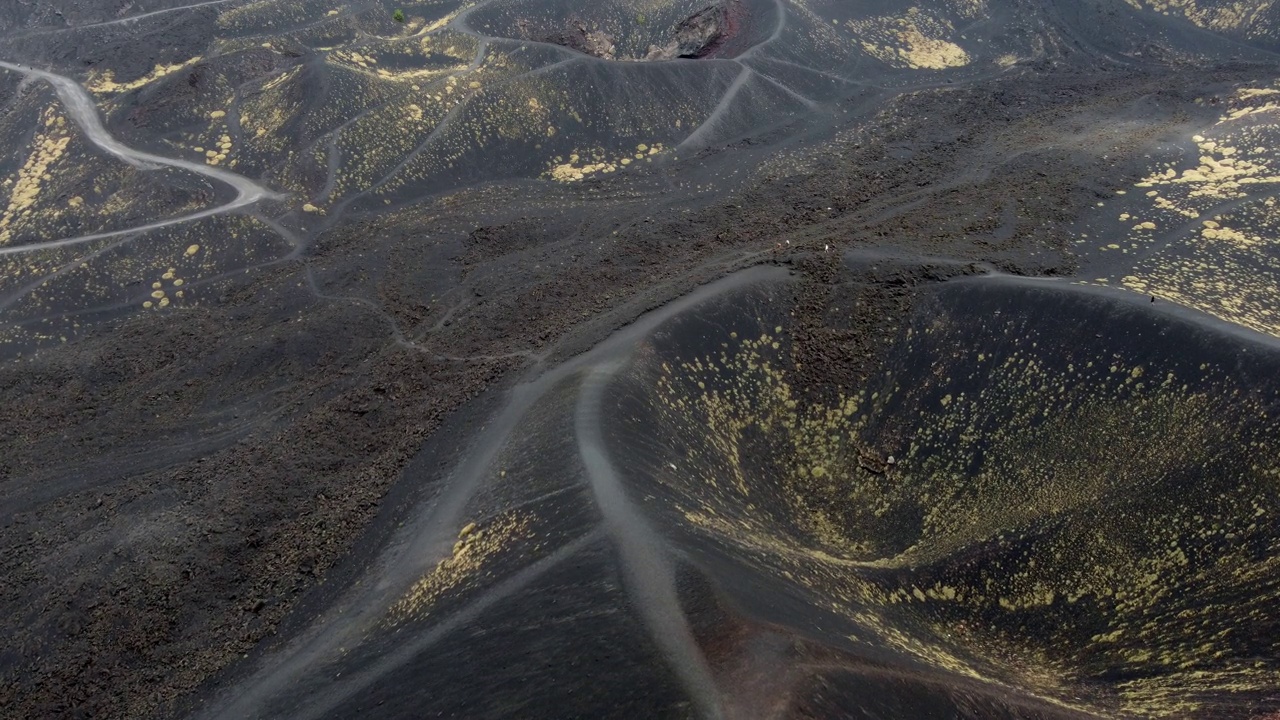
[0,60,283,256]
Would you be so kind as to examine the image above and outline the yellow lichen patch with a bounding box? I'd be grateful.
[383,513,532,627]
[407,6,463,36]
[850,8,971,70]
[86,57,201,94]
[1237,87,1280,100]
[1200,222,1257,247]
[1121,235,1280,336]
[197,133,235,167]
[545,143,667,182]
[142,268,188,310]
[1086,81,1280,337]
[330,49,403,78]
[0,109,72,246]
[1123,0,1273,36]
[549,160,613,181]
[185,244,201,256]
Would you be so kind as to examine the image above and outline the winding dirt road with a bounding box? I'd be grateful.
[0,60,281,256]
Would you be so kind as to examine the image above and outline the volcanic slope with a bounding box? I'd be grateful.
[1,1,1280,719]
[190,260,1280,720]
[0,0,1276,349]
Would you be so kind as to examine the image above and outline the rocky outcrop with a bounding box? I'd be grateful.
[646,3,732,60]
[540,19,617,59]
[532,2,735,61]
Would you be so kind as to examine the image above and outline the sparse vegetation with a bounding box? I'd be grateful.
[9,1,1280,719]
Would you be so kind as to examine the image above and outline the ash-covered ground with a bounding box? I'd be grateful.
[1,1,1280,718]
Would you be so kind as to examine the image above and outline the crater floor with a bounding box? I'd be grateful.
[0,1,1279,719]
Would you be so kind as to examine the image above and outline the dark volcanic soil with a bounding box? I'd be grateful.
[0,1,1279,718]
[0,63,1234,718]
